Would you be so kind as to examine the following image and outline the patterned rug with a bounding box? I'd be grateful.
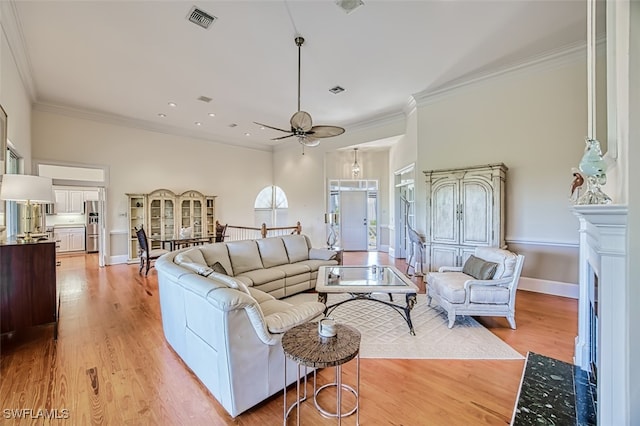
[285,293,524,360]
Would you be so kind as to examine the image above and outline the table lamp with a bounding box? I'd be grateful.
[0,174,53,242]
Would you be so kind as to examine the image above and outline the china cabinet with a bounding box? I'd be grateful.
[424,163,507,272]
[147,189,176,250]
[126,189,216,261]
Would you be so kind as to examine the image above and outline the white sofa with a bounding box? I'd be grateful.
[154,234,339,417]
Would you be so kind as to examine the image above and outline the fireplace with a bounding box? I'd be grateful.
[572,205,628,425]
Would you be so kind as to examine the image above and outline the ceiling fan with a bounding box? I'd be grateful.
[255,36,345,148]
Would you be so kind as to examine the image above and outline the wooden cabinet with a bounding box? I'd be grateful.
[83,190,99,201]
[127,190,216,261]
[148,189,176,250]
[424,163,507,272]
[0,241,58,338]
[178,190,207,237]
[54,226,86,252]
[54,189,84,214]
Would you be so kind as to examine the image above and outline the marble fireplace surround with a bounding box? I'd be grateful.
[572,205,628,425]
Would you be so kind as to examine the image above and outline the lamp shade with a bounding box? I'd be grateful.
[0,174,54,203]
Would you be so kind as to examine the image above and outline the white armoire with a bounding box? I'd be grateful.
[423,163,507,272]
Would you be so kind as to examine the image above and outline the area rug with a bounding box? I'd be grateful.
[284,293,524,360]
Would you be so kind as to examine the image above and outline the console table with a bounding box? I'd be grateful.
[282,322,360,425]
[0,241,58,339]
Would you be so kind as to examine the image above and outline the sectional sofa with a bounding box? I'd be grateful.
[154,234,339,417]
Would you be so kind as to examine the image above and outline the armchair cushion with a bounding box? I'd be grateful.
[474,247,518,279]
[462,255,498,280]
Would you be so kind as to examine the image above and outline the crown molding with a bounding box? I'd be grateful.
[402,96,417,116]
[33,102,273,152]
[413,41,586,106]
[344,108,406,134]
[1,0,36,100]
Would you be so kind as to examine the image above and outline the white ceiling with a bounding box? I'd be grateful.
[12,0,586,151]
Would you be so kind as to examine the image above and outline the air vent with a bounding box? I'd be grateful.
[187,6,217,29]
[228,123,238,128]
[329,86,345,94]
[197,95,213,103]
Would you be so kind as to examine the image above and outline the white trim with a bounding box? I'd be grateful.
[388,246,396,258]
[379,244,389,253]
[33,102,273,152]
[413,41,585,106]
[0,1,36,100]
[109,230,128,235]
[517,277,579,299]
[108,255,128,265]
[505,238,579,248]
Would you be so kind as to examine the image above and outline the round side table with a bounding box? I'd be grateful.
[282,322,361,426]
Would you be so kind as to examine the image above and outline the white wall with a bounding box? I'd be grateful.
[0,30,32,169]
[31,110,273,259]
[398,56,588,284]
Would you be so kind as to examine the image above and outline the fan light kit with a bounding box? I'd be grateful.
[255,36,345,152]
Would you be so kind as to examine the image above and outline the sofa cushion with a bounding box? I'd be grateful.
[462,255,498,280]
[199,243,234,277]
[226,240,264,275]
[272,263,311,277]
[257,237,289,268]
[296,259,339,272]
[427,272,469,304]
[469,286,510,304]
[474,247,518,279]
[175,247,208,266]
[211,261,228,275]
[309,248,337,261]
[281,235,310,263]
[237,268,286,286]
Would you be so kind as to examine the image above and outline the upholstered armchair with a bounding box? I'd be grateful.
[426,247,525,329]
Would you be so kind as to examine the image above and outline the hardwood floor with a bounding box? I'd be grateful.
[0,252,577,425]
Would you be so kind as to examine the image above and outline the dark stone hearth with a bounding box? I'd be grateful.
[512,352,597,426]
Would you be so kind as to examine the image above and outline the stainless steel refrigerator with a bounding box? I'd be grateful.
[85,201,99,253]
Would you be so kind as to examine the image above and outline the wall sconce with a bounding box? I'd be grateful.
[351,148,360,178]
[0,174,53,243]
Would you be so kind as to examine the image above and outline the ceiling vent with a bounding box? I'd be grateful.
[335,0,364,14]
[187,6,217,29]
[329,86,345,94]
[197,95,213,103]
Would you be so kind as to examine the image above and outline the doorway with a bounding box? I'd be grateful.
[328,179,378,251]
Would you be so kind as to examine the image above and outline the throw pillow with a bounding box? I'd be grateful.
[462,255,498,280]
[211,261,228,276]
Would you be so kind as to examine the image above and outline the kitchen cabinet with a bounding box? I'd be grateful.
[83,190,99,201]
[54,189,84,214]
[54,226,86,252]
[424,163,507,272]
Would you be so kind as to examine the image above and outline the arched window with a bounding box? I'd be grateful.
[254,186,288,227]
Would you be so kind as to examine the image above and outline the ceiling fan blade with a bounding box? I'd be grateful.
[253,122,291,133]
[271,134,295,141]
[290,111,312,132]
[308,125,346,138]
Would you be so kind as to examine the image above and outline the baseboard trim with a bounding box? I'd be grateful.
[379,244,390,253]
[518,277,578,299]
[108,255,129,265]
[388,247,396,258]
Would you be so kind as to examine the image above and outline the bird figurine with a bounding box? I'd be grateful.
[570,168,585,200]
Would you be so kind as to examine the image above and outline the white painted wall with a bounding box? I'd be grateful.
[0,33,32,171]
[31,110,273,259]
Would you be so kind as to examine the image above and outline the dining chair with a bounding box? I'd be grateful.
[215,222,228,243]
[135,225,169,276]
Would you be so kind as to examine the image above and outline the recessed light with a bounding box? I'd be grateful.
[168,102,177,107]
[195,121,202,126]
[259,126,265,130]
[208,113,216,117]
[158,113,166,118]
[245,132,251,136]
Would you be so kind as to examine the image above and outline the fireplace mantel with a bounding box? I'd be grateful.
[572,204,628,425]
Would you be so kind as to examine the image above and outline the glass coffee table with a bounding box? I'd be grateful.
[316,265,419,335]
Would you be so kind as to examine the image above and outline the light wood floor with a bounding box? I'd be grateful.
[0,252,577,425]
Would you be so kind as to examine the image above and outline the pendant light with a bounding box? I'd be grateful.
[352,148,361,178]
